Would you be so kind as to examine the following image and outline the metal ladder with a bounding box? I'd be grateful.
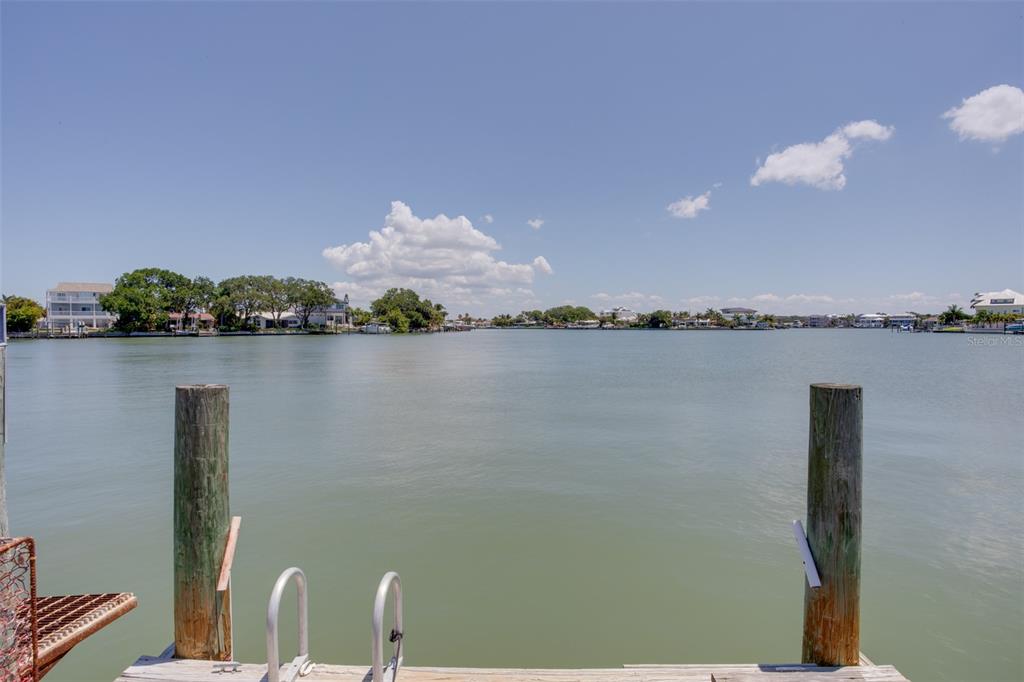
[265,568,404,682]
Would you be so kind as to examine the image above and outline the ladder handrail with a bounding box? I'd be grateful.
[266,567,310,682]
[371,571,403,682]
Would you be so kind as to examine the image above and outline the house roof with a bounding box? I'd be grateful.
[51,282,113,293]
[971,289,1024,307]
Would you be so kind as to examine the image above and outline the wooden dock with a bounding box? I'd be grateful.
[111,384,910,682]
[117,657,909,682]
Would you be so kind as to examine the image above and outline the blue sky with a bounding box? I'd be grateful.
[2,2,1022,315]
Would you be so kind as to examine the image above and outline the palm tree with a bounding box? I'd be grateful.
[939,304,968,326]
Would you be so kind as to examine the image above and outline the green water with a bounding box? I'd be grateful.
[4,331,1022,681]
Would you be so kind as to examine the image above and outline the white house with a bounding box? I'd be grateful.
[855,313,886,328]
[249,296,351,329]
[599,306,639,323]
[44,282,117,331]
[307,297,351,328]
[971,289,1024,316]
[721,307,758,324]
[888,313,917,329]
[249,312,302,329]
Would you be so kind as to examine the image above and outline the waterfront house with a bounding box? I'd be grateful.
[854,313,886,328]
[43,282,116,331]
[307,297,352,328]
[970,289,1024,316]
[807,314,831,328]
[887,313,916,329]
[249,312,302,329]
[922,316,940,331]
[721,307,758,325]
[598,306,639,323]
[168,312,215,331]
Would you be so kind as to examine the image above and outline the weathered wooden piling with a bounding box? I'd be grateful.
[173,384,232,660]
[0,342,7,537]
[802,383,862,666]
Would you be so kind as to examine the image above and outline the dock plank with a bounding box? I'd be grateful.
[116,657,909,682]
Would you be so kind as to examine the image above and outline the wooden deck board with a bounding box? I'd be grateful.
[116,656,909,682]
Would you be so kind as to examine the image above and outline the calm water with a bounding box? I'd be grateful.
[5,331,1022,682]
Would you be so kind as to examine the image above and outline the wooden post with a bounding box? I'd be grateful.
[802,383,862,666]
[173,384,231,660]
[0,344,7,537]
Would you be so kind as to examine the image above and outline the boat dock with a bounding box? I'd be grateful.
[106,383,907,682]
[117,658,909,682]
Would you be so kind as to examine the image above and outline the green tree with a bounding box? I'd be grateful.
[351,307,374,327]
[100,268,191,333]
[258,276,290,328]
[431,302,447,329]
[383,307,410,333]
[543,305,596,324]
[170,276,216,329]
[971,309,992,326]
[492,314,514,327]
[939,304,968,325]
[217,276,265,329]
[3,295,45,332]
[287,278,336,328]
[703,308,726,326]
[648,310,673,328]
[370,288,444,331]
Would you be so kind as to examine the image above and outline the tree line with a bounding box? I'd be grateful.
[97,268,338,332]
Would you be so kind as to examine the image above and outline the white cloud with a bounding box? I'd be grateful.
[784,293,836,305]
[667,190,712,219]
[888,291,930,303]
[842,120,895,141]
[527,218,545,230]
[943,85,1024,143]
[532,256,553,275]
[323,201,551,307]
[481,214,494,224]
[591,291,665,309]
[750,119,894,190]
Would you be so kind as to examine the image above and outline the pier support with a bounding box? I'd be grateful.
[0,343,7,537]
[802,383,862,666]
[173,384,232,660]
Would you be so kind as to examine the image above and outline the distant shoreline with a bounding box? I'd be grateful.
[8,325,1020,340]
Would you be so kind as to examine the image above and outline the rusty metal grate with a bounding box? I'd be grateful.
[36,593,137,673]
[0,537,38,682]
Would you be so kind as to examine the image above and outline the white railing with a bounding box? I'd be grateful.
[266,567,312,682]
[372,572,404,682]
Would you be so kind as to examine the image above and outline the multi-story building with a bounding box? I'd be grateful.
[598,306,638,323]
[888,313,917,329]
[44,282,116,331]
[308,296,351,328]
[855,313,886,328]
[970,289,1024,316]
[807,314,831,328]
[721,307,758,324]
